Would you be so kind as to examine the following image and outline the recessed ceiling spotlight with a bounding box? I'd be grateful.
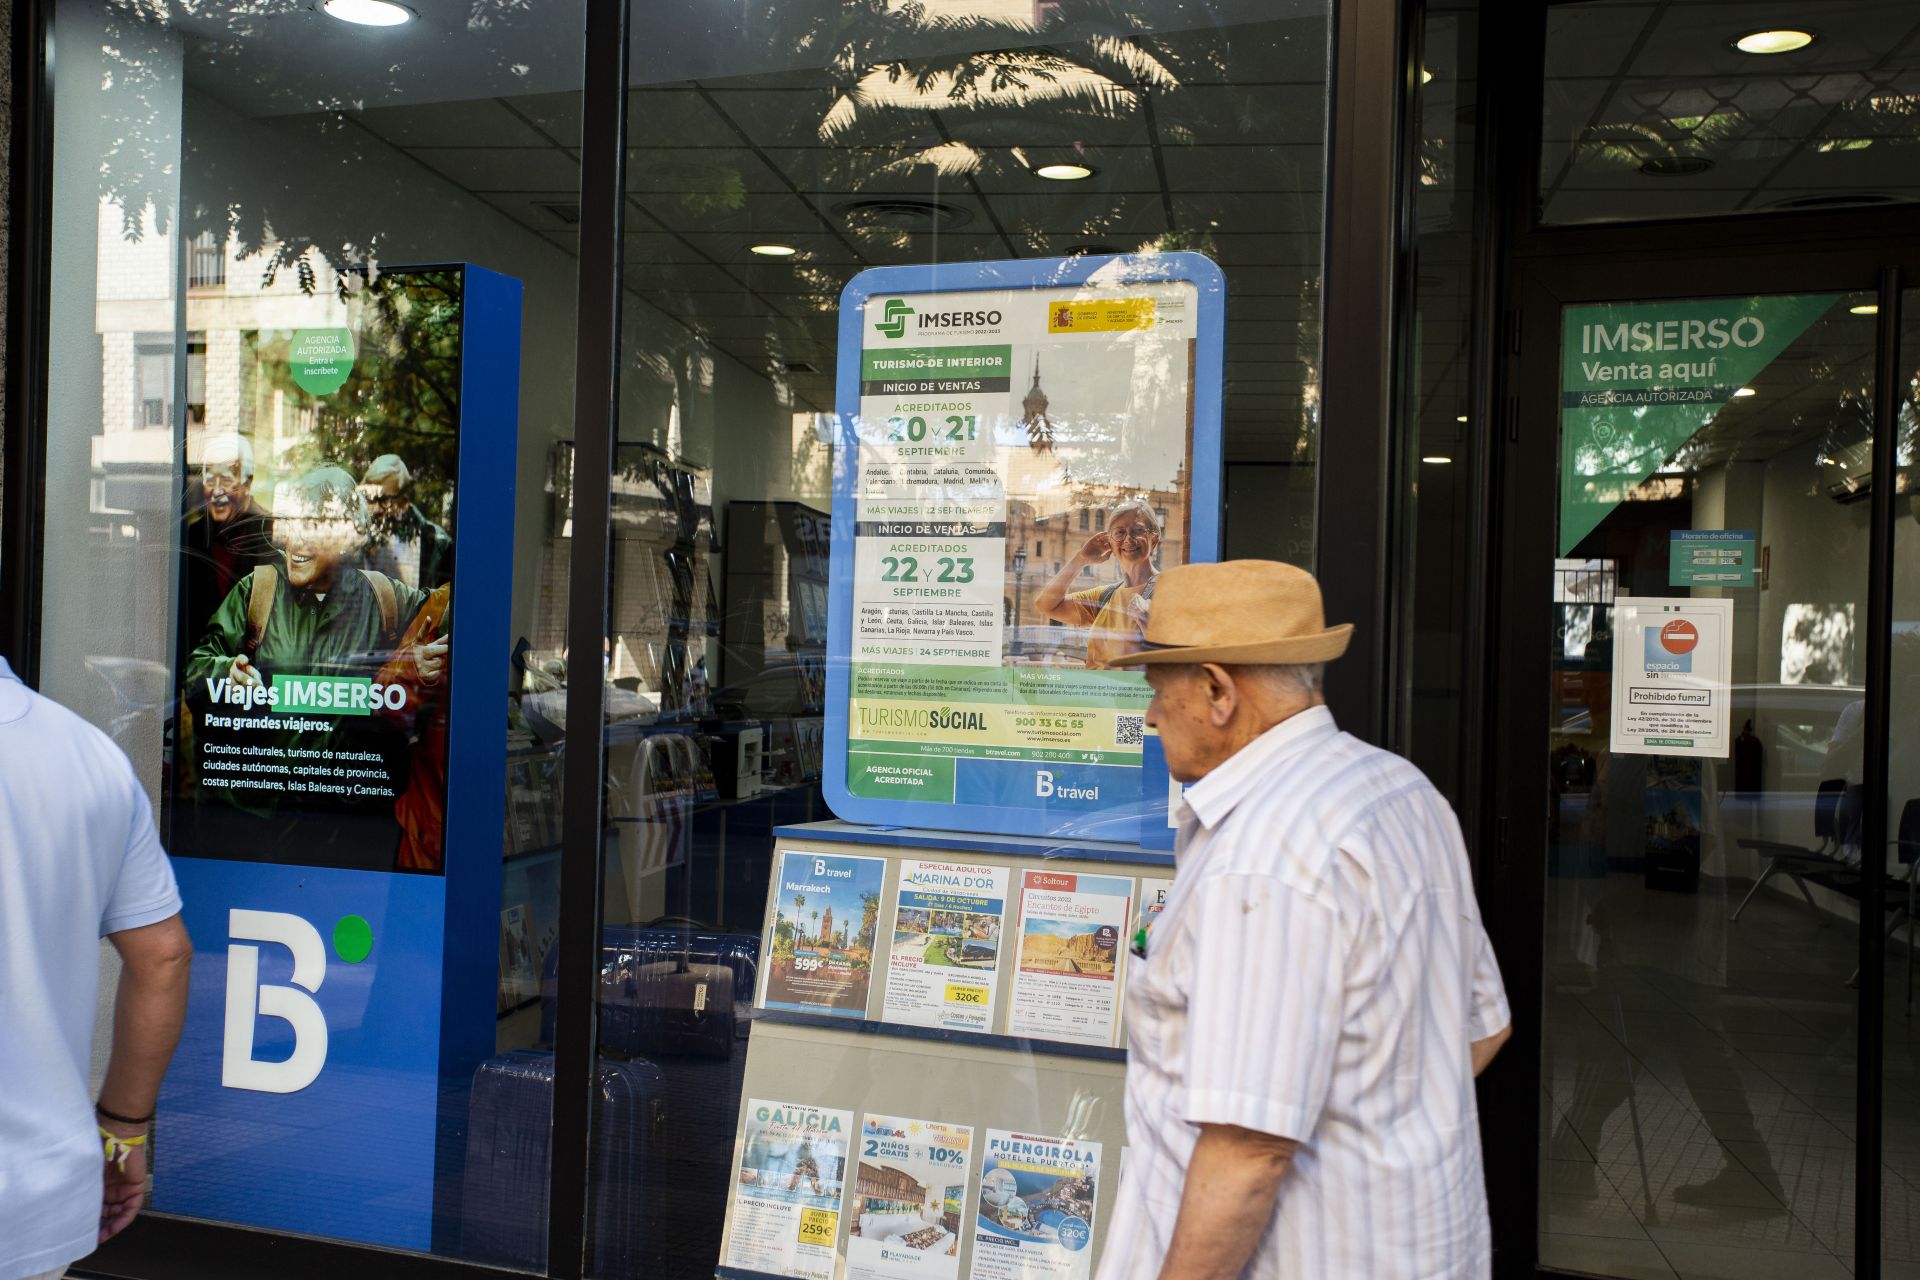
[1420,68,1435,85]
[1733,386,1757,397]
[322,0,414,26]
[1422,456,1454,465]
[1850,303,1880,315]
[1455,414,1468,423]
[749,244,798,257]
[1034,163,1094,181]
[1733,29,1814,55]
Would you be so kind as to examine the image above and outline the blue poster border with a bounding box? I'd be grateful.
[826,253,1226,839]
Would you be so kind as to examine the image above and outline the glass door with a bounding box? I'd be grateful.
[1534,289,1883,1278]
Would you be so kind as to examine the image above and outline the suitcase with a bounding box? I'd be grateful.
[541,922,760,1060]
[460,1050,666,1275]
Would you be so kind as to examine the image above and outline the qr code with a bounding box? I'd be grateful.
[1114,715,1145,746]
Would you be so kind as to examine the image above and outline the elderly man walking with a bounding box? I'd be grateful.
[1099,561,1511,1279]
[1,657,191,1280]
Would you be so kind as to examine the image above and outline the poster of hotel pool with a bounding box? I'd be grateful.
[723,1098,854,1279]
[760,850,887,1018]
[1007,870,1132,1046]
[847,1113,975,1280]
[882,860,1009,1032]
[968,1131,1101,1280]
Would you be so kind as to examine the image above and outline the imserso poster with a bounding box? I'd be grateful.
[830,255,1225,839]
[170,270,466,873]
[761,850,887,1018]
[969,1131,1101,1280]
[883,860,1009,1032]
[847,1114,974,1279]
[1007,870,1131,1047]
[725,1099,853,1280]
[1609,596,1735,758]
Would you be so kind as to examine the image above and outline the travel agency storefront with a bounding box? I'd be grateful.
[3,0,1920,1276]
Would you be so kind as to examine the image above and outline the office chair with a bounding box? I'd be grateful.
[1731,779,1847,924]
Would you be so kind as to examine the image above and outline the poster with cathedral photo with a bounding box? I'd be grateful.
[833,254,1224,837]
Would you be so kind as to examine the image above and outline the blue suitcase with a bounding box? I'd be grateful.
[541,921,760,1060]
[460,1049,666,1275]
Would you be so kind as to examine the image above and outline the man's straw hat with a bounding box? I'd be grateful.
[1105,560,1352,667]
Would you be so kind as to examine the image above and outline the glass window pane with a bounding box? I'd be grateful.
[40,0,585,1264]
[1541,293,1877,1277]
[1540,3,1920,226]
[1883,287,1920,1272]
[586,1,1331,1274]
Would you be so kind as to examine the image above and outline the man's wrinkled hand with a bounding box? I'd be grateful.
[99,1130,147,1243]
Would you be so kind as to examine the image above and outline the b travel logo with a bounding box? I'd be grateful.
[222,908,373,1093]
[1644,619,1699,674]
[874,298,914,340]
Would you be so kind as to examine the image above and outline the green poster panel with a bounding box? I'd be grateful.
[1559,294,1839,555]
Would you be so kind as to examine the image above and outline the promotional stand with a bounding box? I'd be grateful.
[716,822,1167,1280]
[155,264,522,1251]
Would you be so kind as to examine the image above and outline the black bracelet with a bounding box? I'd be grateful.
[95,1102,153,1127]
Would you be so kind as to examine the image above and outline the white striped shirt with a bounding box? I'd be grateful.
[1099,706,1509,1279]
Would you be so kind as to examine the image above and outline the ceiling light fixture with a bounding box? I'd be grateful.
[1421,68,1435,85]
[321,0,415,26]
[1422,456,1453,465]
[749,243,798,257]
[1733,387,1757,397]
[1733,29,1814,55]
[1034,163,1094,181]
[1455,414,1469,423]
[1850,303,1880,315]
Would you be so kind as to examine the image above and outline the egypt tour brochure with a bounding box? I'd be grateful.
[1006,870,1133,1047]
[724,1098,855,1280]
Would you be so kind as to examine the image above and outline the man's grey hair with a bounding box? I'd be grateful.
[201,432,255,481]
[1233,662,1325,700]
[1106,497,1162,535]
[363,454,412,489]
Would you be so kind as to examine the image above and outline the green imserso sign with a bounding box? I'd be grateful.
[1559,295,1838,555]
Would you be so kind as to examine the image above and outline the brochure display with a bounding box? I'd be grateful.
[154,265,521,1251]
[762,849,888,1018]
[827,254,1226,839]
[717,823,1163,1277]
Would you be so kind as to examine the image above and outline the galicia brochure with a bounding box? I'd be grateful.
[761,849,887,1019]
[847,1113,975,1280]
[1007,870,1132,1047]
[882,860,1010,1032]
[724,1098,854,1280]
[968,1131,1101,1280]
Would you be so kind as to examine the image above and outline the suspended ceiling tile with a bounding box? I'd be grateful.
[476,190,587,230]
[354,99,553,148]
[621,232,712,266]
[408,146,582,191]
[1163,85,1330,146]
[508,92,586,147]
[1199,233,1323,266]
[634,189,826,235]
[1149,18,1334,86]
[845,232,1015,266]
[994,191,1171,237]
[971,146,1162,193]
[703,87,846,148]
[628,147,792,194]
[1543,4,1659,78]
[676,230,863,266]
[624,88,742,146]
[1161,144,1326,193]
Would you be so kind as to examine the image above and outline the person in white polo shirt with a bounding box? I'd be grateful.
[0,656,191,1280]
[1098,561,1512,1279]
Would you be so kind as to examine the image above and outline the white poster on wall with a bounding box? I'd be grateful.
[1609,596,1735,758]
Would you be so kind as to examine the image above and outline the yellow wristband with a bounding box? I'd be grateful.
[100,1126,148,1172]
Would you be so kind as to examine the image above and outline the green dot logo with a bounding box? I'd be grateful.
[874,298,914,340]
[332,915,374,964]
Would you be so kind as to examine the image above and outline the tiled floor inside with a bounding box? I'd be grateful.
[1539,868,1920,1278]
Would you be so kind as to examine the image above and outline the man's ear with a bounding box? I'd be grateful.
[1202,662,1237,727]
